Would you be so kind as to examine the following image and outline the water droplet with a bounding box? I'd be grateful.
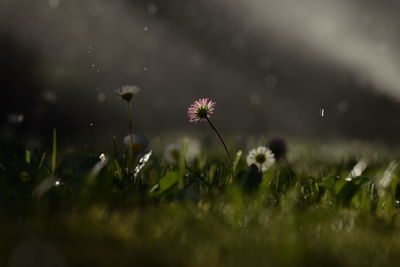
[258,57,271,71]
[97,92,106,103]
[91,64,95,68]
[144,26,149,31]
[147,4,157,15]
[49,0,60,9]
[265,74,278,89]
[395,200,400,208]
[320,108,325,117]
[90,122,94,127]
[143,67,148,71]
[337,101,349,113]
[249,93,261,105]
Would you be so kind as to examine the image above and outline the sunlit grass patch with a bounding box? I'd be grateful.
[1,136,400,266]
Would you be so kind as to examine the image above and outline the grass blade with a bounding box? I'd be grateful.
[25,150,31,164]
[38,153,46,170]
[51,129,57,176]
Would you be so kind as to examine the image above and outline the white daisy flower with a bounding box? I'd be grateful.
[186,138,201,162]
[246,146,275,172]
[164,143,181,165]
[163,139,201,165]
[116,85,140,102]
[123,134,149,154]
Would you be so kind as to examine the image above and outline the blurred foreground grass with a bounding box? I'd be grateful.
[1,136,400,267]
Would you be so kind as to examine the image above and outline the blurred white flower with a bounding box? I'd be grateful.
[116,85,140,102]
[123,134,150,154]
[163,139,201,165]
[164,143,181,165]
[246,146,275,172]
[186,138,201,162]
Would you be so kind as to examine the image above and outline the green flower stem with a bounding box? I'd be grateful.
[206,118,234,180]
[127,101,133,168]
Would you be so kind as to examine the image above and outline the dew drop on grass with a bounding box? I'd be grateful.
[97,92,106,103]
[395,200,400,208]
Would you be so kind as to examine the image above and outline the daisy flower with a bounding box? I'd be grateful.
[163,140,201,165]
[116,85,141,169]
[123,134,150,154]
[187,98,216,123]
[185,138,201,162]
[163,143,181,165]
[246,146,275,172]
[116,85,140,102]
[187,97,233,178]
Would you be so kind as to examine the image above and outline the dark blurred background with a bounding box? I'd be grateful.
[1,0,400,145]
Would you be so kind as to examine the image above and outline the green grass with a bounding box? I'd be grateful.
[1,137,400,267]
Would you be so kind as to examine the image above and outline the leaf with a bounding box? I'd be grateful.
[337,176,370,207]
[159,171,179,194]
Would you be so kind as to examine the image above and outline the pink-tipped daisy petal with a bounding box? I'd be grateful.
[187,98,216,123]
